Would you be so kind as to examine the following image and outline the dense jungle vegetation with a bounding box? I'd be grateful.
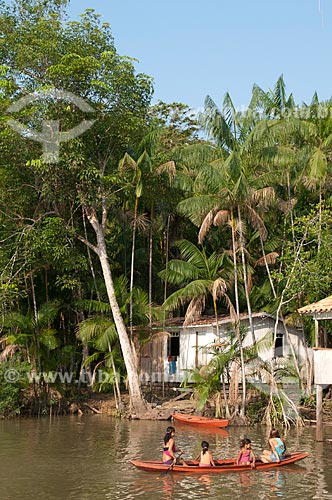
[1,0,332,421]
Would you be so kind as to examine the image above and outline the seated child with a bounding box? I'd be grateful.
[236,438,256,468]
[195,440,216,467]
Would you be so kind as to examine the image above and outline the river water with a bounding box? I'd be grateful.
[0,415,331,500]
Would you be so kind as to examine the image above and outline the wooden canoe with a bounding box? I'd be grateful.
[130,452,308,474]
[172,413,229,428]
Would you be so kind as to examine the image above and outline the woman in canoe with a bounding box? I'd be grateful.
[195,441,216,467]
[162,426,185,465]
[260,428,286,463]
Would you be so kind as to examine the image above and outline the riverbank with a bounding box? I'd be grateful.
[6,382,332,425]
[33,388,332,427]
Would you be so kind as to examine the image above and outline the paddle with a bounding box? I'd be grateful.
[161,452,183,476]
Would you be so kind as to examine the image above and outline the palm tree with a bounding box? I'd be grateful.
[182,331,258,418]
[298,96,332,251]
[176,93,274,416]
[76,275,154,413]
[76,313,125,413]
[2,300,61,373]
[118,127,176,339]
[159,239,232,340]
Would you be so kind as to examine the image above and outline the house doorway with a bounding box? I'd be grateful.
[274,332,283,357]
[167,332,179,375]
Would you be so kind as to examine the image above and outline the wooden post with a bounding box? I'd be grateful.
[315,318,323,441]
[315,319,319,347]
[316,384,323,442]
[162,338,165,398]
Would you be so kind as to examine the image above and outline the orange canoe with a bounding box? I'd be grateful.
[130,452,309,474]
[173,413,229,428]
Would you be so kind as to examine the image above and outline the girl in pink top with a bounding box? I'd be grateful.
[236,438,256,467]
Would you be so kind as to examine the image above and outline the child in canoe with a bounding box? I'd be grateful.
[195,441,216,467]
[236,438,256,468]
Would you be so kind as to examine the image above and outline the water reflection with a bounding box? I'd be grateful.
[173,421,229,439]
[238,470,254,492]
[262,470,285,498]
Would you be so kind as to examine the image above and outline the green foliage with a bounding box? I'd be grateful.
[1,1,332,416]
[245,393,269,425]
[0,360,32,416]
[273,206,332,317]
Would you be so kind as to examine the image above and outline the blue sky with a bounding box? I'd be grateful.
[67,0,332,111]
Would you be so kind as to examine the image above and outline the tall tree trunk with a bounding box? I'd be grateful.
[149,202,155,320]
[318,182,322,252]
[30,272,41,373]
[237,205,255,346]
[85,209,155,419]
[129,196,139,343]
[287,171,296,253]
[260,236,277,298]
[108,340,124,414]
[213,299,220,342]
[230,209,246,417]
[274,228,309,384]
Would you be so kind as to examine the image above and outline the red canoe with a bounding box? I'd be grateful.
[172,413,229,428]
[130,452,308,474]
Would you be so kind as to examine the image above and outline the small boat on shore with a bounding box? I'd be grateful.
[172,413,229,428]
[130,452,308,474]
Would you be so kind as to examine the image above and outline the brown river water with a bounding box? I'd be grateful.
[0,414,331,500]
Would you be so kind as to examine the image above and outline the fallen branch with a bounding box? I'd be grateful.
[84,403,102,414]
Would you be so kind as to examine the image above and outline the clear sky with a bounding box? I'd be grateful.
[66,0,332,112]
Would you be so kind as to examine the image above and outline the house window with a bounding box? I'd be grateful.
[168,332,180,357]
[274,333,283,357]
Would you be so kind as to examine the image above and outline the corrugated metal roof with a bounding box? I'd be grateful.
[298,296,332,314]
[135,311,304,334]
[148,311,272,329]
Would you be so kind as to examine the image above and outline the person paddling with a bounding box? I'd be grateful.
[162,426,185,465]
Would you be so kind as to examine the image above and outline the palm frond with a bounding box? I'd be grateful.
[255,252,279,267]
[177,194,220,226]
[244,204,267,241]
[162,280,211,312]
[223,294,237,324]
[251,186,275,209]
[118,152,137,174]
[213,209,230,227]
[76,316,113,342]
[198,209,218,244]
[173,143,218,167]
[177,239,208,268]
[158,259,200,285]
[211,277,228,301]
[94,325,118,351]
[77,299,112,314]
[305,149,327,189]
[155,160,176,180]
[183,296,205,326]
[202,95,235,149]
